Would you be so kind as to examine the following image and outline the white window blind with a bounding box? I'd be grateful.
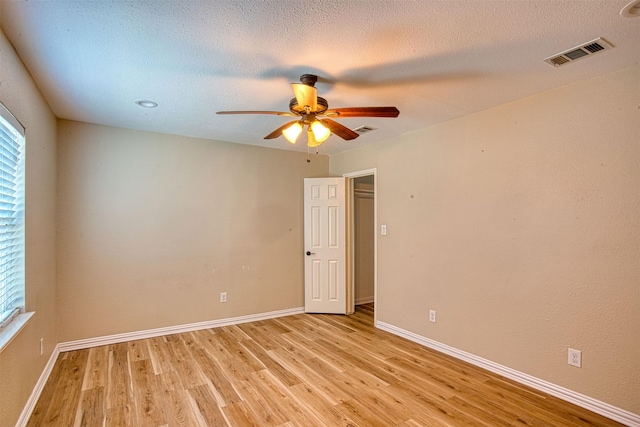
[0,102,25,330]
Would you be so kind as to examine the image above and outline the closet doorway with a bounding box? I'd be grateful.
[345,169,377,323]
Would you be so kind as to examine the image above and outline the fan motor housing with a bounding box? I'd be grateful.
[289,96,328,115]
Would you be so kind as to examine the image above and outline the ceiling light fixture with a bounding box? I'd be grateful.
[218,74,399,151]
[282,119,332,147]
[135,100,158,108]
[306,128,323,148]
[310,121,330,143]
[282,121,303,144]
[621,0,640,17]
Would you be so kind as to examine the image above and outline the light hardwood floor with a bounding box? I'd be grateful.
[28,304,623,426]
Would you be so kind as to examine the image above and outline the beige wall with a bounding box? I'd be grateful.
[331,65,640,414]
[57,121,328,341]
[0,29,58,426]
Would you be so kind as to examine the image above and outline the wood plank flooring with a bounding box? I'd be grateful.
[27,304,623,426]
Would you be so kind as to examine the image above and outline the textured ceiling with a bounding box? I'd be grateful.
[1,0,639,154]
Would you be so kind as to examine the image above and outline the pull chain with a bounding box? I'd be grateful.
[306,145,321,163]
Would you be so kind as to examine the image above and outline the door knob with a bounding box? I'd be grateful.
[306,251,315,256]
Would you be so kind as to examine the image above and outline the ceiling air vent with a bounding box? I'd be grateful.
[544,37,613,68]
[353,125,377,135]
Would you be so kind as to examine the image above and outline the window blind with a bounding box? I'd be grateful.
[0,102,25,330]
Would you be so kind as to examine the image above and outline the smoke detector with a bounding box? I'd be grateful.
[544,38,613,68]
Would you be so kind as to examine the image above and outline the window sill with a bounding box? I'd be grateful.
[0,312,34,353]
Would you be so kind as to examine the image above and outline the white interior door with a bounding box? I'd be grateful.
[304,177,348,314]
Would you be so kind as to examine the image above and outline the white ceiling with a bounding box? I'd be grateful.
[1,0,638,155]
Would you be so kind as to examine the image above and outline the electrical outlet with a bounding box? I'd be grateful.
[40,338,44,356]
[568,348,582,367]
[220,292,227,303]
[381,225,387,235]
[429,310,436,323]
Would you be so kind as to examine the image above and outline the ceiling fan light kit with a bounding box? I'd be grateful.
[306,128,323,148]
[311,121,331,142]
[217,74,399,149]
[283,121,303,144]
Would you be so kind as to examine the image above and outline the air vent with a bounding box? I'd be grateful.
[353,125,378,135]
[544,37,613,68]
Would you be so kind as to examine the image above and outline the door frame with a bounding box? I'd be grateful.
[343,168,377,323]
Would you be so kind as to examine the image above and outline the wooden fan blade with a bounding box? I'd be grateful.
[264,120,300,139]
[217,110,296,116]
[322,119,359,141]
[291,83,317,111]
[324,107,399,118]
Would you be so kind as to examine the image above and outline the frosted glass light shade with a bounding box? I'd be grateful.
[283,122,303,144]
[311,121,330,142]
[307,129,322,147]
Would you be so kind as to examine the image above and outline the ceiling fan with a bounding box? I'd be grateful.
[216,74,399,148]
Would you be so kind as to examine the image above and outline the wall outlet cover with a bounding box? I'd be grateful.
[568,348,582,367]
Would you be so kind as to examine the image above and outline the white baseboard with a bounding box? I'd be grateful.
[58,306,304,352]
[15,343,61,427]
[376,321,639,427]
[355,296,374,305]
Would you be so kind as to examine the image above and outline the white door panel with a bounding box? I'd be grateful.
[304,177,347,313]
